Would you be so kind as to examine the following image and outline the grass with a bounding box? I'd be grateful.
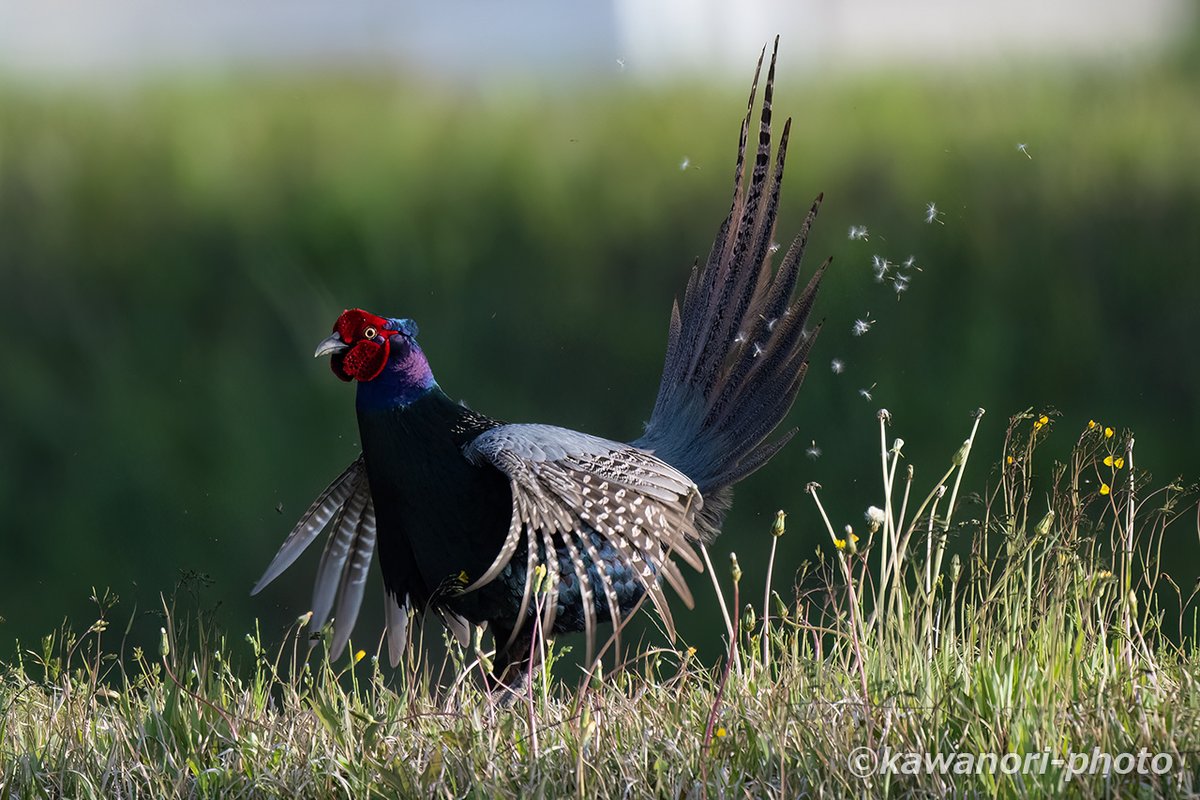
[2,409,1199,798]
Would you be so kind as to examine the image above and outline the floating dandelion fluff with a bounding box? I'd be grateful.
[806,440,822,460]
[679,156,691,171]
[925,202,943,225]
[848,225,869,241]
[859,383,877,401]
[1017,142,1031,159]
[871,255,890,283]
[852,315,875,337]
[831,358,845,374]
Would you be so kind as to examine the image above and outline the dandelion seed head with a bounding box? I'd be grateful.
[865,506,885,526]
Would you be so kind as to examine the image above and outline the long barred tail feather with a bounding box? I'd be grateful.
[634,36,826,535]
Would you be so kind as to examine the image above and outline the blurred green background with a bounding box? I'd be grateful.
[2,31,1199,662]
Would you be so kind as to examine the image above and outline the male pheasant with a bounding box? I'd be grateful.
[254,39,827,688]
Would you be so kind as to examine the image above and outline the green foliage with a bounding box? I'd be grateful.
[2,411,1199,796]
[1,61,1199,660]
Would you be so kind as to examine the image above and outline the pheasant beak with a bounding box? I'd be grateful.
[314,333,350,358]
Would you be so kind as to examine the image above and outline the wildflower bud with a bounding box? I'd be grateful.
[772,591,788,619]
[952,440,970,467]
[1128,591,1138,614]
[971,407,986,420]
[891,438,905,455]
[729,552,742,585]
[590,662,604,691]
[533,563,548,594]
[742,603,757,632]
[159,627,170,659]
[951,554,961,583]
[1034,510,1055,537]
[771,510,787,538]
[353,649,366,664]
[298,611,313,627]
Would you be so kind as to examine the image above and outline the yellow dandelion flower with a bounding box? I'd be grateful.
[354,649,366,664]
[1088,419,1097,429]
[1103,455,1114,467]
[716,727,727,738]
[1006,455,1014,465]
[1100,483,1110,496]
[833,537,846,550]
[1114,456,1124,469]
[1104,427,1114,438]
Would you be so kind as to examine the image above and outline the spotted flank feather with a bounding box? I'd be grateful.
[463,424,703,661]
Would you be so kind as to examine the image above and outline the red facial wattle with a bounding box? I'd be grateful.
[328,308,397,382]
[341,339,390,381]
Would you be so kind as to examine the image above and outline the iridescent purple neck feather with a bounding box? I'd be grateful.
[356,324,437,411]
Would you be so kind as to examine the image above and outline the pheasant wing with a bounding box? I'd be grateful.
[462,424,704,660]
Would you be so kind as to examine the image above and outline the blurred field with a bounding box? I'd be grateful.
[1,57,1198,660]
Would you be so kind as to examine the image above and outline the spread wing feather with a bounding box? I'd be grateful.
[253,457,406,662]
[462,424,704,657]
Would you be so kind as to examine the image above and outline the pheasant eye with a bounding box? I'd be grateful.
[363,327,378,340]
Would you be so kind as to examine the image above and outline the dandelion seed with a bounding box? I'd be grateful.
[616,58,626,71]
[752,342,765,358]
[831,358,845,374]
[859,383,876,401]
[852,315,875,337]
[893,275,909,297]
[871,255,890,283]
[848,225,869,241]
[768,241,780,254]
[806,440,822,460]
[1017,142,1031,159]
[679,156,690,171]
[902,255,917,271]
[925,202,943,225]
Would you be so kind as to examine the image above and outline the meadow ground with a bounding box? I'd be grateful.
[3,409,1199,798]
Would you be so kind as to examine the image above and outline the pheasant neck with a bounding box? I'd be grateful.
[356,336,437,410]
